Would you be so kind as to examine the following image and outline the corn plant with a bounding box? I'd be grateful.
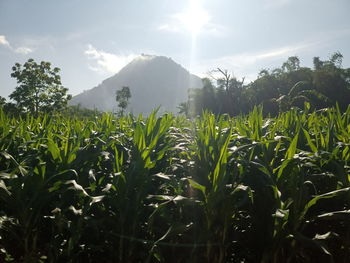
[0,106,349,262]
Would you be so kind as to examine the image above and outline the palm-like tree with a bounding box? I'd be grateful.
[272,81,330,112]
[177,101,190,117]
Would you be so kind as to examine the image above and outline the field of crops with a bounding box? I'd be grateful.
[0,106,350,263]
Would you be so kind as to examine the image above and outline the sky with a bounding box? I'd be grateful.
[1,0,350,98]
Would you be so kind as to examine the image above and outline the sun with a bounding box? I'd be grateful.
[175,0,210,35]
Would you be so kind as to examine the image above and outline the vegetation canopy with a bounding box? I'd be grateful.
[183,53,350,117]
[9,58,71,115]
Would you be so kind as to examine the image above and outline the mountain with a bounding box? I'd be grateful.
[70,55,203,115]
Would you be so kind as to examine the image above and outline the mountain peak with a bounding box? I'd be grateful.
[122,55,180,71]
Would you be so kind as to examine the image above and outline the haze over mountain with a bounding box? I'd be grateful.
[70,55,203,115]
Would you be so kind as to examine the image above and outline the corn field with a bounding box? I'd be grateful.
[0,106,350,263]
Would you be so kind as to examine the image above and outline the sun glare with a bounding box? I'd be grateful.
[175,0,210,35]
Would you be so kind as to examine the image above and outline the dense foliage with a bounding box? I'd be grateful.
[8,59,71,115]
[0,106,349,262]
[184,53,350,117]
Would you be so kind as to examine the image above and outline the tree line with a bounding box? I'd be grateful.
[1,53,350,117]
[179,52,350,117]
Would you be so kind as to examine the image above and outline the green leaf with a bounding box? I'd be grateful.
[316,209,350,221]
[302,128,317,153]
[90,195,104,206]
[47,138,60,160]
[286,132,299,159]
[301,187,350,220]
[65,180,89,197]
[187,178,206,196]
[0,180,11,196]
[294,232,333,259]
[153,173,171,180]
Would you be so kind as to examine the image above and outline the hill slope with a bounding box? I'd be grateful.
[70,55,203,114]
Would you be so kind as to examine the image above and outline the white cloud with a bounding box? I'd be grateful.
[14,47,33,55]
[189,42,316,82]
[193,29,350,79]
[0,35,33,54]
[0,35,10,46]
[255,44,311,60]
[199,43,309,68]
[85,44,137,74]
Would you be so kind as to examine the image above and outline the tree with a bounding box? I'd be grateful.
[313,57,323,70]
[116,86,131,116]
[282,56,300,72]
[329,51,343,68]
[9,59,71,114]
[0,96,6,107]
